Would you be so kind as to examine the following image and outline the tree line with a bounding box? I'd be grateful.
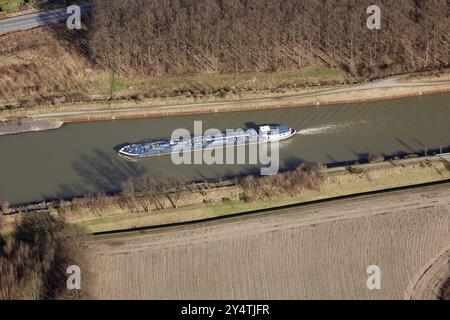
[88,0,449,78]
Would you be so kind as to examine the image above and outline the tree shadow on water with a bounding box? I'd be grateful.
[70,148,146,192]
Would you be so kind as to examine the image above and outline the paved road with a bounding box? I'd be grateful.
[31,77,450,119]
[0,3,94,35]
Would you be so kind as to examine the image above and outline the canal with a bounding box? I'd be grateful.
[0,92,449,205]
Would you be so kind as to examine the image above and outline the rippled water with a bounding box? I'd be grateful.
[0,92,449,205]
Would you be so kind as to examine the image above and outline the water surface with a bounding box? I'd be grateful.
[0,93,449,204]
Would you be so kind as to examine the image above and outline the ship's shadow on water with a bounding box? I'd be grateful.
[48,153,310,202]
[36,141,450,206]
[51,148,146,199]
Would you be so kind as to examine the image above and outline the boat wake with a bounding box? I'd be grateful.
[296,122,363,136]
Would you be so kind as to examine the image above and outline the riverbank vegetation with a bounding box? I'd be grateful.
[61,158,450,233]
[400,69,450,83]
[1,157,449,234]
[240,164,325,202]
[1,0,449,115]
[56,164,326,219]
[0,0,29,13]
[0,25,350,113]
[0,213,87,299]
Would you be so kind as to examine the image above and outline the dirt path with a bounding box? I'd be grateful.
[88,184,450,299]
[31,78,450,120]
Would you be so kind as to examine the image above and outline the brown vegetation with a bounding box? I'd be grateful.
[55,164,325,219]
[57,175,195,219]
[0,213,88,300]
[368,155,385,163]
[2,157,448,233]
[0,27,93,105]
[402,68,450,82]
[90,0,449,78]
[1,200,10,215]
[2,1,449,112]
[240,164,325,202]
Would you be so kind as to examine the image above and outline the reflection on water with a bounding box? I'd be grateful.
[0,92,449,204]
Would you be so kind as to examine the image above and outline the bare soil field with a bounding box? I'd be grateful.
[404,244,450,300]
[88,184,450,299]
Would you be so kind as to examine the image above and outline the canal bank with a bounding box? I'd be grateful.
[0,91,449,205]
[0,118,62,136]
[1,154,449,235]
[61,86,450,124]
[1,79,449,134]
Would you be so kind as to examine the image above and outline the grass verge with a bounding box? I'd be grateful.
[76,159,450,234]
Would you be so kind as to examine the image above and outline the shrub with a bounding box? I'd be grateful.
[1,200,11,215]
[0,213,88,300]
[0,0,25,13]
[368,155,385,163]
[239,164,325,202]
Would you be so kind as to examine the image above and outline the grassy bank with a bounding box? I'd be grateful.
[1,157,449,236]
[83,160,450,233]
[399,69,450,83]
[0,54,353,118]
[0,0,82,14]
[2,82,449,125]
[44,158,450,234]
[2,28,450,121]
[94,64,349,99]
[59,85,450,123]
[0,25,351,115]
